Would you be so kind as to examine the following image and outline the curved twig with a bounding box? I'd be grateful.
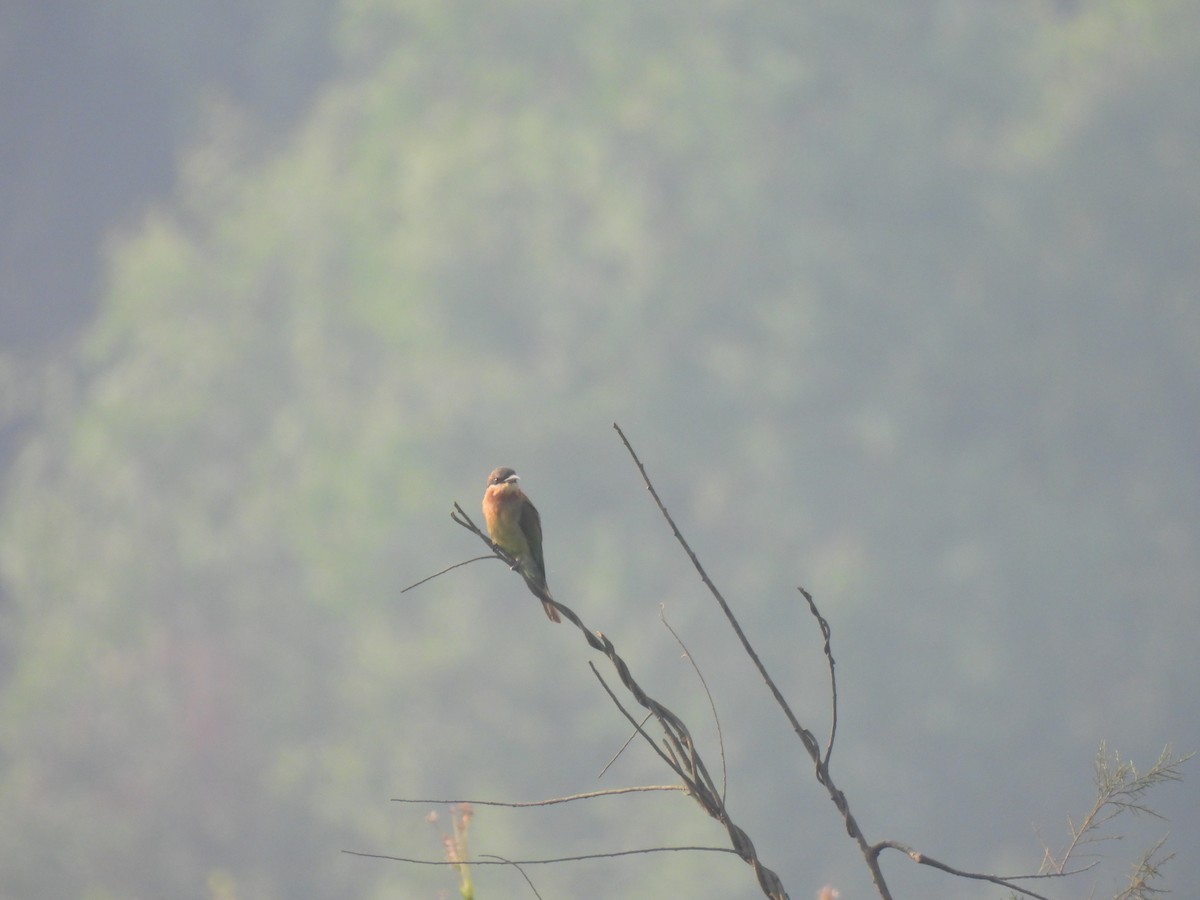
[659,604,728,803]
[480,853,546,899]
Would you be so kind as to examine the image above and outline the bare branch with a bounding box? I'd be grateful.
[342,846,743,865]
[446,488,793,897]
[613,422,890,899]
[612,426,821,755]
[379,437,1191,900]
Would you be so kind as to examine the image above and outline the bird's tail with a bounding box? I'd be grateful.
[522,571,562,624]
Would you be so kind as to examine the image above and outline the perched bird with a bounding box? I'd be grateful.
[482,466,561,623]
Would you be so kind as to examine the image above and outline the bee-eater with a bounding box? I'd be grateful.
[482,466,561,623]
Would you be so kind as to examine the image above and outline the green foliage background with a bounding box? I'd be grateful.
[2,1,1198,898]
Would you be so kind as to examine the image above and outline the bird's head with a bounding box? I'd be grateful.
[485,466,520,489]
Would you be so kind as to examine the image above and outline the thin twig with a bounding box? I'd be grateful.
[589,663,692,785]
[597,712,654,779]
[391,786,687,808]
[659,604,728,803]
[873,842,1056,900]
[450,503,486,535]
[343,846,742,865]
[480,854,546,899]
[401,555,500,593]
[798,586,838,772]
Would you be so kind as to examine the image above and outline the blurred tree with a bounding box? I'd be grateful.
[0,0,337,349]
[0,0,1196,897]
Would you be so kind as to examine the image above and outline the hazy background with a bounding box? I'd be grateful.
[2,2,1197,898]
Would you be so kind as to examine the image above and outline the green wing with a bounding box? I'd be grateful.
[519,499,546,582]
